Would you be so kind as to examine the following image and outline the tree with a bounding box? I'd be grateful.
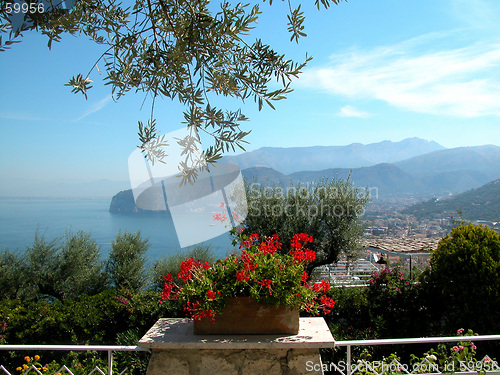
[23,231,61,301]
[1,0,344,182]
[56,230,108,299]
[107,230,149,291]
[420,223,500,334]
[23,230,108,301]
[241,177,370,273]
[0,248,24,300]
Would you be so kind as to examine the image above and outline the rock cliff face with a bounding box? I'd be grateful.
[109,189,172,215]
[109,189,142,213]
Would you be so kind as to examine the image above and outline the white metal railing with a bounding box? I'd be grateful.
[2,336,499,375]
[334,335,500,375]
[312,258,381,286]
[0,345,150,375]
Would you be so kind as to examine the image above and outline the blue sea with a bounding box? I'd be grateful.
[0,198,233,261]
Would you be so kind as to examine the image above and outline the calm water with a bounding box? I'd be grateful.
[0,198,233,260]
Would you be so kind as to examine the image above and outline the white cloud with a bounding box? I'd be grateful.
[300,35,500,118]
[337,105,371,118]
[75,94,113,121]
[0,112,46,121]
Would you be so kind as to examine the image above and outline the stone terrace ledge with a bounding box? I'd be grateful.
[139,317,335,375]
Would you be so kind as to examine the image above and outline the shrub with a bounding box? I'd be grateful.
[420,224,500,334]
[56,230,108,299]
[0,249,24,299]
[107,231,149,292]
[366,266,429,339]
[23,230,108,301]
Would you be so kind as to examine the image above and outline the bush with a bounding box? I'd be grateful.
[324,285,373,340]
[22,230,108,301]
[0,248,24,299]
[0,289,178,344]
[366,266,430,339]
[107,231,149,292]
[420,224,500,334]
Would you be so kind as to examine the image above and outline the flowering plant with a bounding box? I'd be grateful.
[161,232,335,320]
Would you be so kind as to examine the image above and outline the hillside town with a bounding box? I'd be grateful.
[364,197,500,240]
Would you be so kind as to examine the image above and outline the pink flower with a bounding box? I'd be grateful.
[457,328,465,335]
[452,346,459,352]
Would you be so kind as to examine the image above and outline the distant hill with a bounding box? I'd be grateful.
[242,161,499,198]
[222,137,445,174]
[287,164,421,196]
[402,179,500,221]
[395,145,500,181]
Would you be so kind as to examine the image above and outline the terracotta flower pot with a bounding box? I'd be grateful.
[193,297,299,335]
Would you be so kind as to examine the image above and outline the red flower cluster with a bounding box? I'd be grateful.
[290,233,313,249]
[178,258,210,281]
[312,280,331,293]
[258,234,282,255]
[239,233,260,250]
[301,271,309,283]
[160,232,337,320]
[290,233,315,263]
[236,270,250,282]
[206,289,220,300]
[160,274,175,301]
[256,278,273,295]
[319,295,336,314]
[183,301,216,321]
[213,213,228,221]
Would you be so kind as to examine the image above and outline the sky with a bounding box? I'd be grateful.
[1,0,500,193]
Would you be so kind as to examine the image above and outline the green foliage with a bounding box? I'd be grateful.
[332,329,498,375]
[325,267,429,344]
[57,230,108,300]
[1,0,345,181]
[1,230,156,302]
[0,289,175,347]
[325,286,373,340]
[107,230,149,292]
[115,328,151,375]
[420,223,500,333]
[0,248,24,300]
[243,178,370,272]
[23,230,108,301]
[22,231,60,300]
[366,267,428,339]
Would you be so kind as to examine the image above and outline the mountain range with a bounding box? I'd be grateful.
[233,141,500,199]
[4,137,496,201]
[107,138,500,212]
[222,137,445,174]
